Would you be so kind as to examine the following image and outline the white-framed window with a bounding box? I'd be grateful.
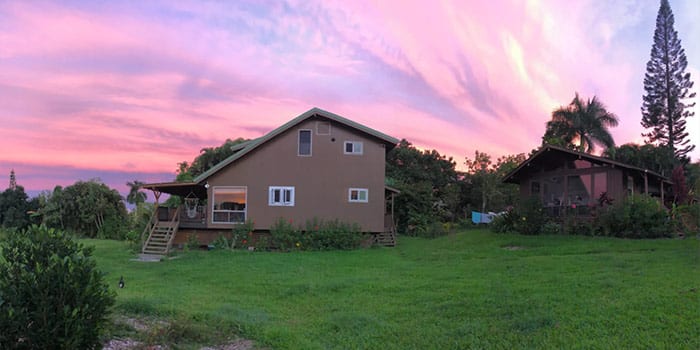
[344,141,363,155]
[211,186,247,223]
[269,186,295,206]
[298,129,312,156]
[348,188,368,203]
[316,121,331,135]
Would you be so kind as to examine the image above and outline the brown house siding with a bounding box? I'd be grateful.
[205,117,387,232]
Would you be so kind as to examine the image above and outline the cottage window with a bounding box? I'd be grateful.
[344,141,363,155]
[348,188,368,203]
[212,187,246,223]
[298,130,312,156]
[269,186,295,206]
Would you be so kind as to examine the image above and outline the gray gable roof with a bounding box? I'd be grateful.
[502,144,671,184]
[194,107,399,183]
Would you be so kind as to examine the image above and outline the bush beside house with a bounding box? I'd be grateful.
[491,194,687,238]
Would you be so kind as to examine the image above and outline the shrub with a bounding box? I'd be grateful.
[212,234,230,250]
[671,203,700,236]
[231,221,254,249]
[269,217,299,251]
[595,194,671,238]
[490,208,518,234]
[540,221,562,235]
[423,221,451,238]
[186,232,201,250]
[514,196,546,235]
[0,225,115,349]
[259,218,364,251]
[301,218,357,250]
[563,219,595,236]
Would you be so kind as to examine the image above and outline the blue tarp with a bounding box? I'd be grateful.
[472,211,496,224]
[471,211,481,224]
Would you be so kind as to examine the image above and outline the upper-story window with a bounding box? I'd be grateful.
[344,141,363,155]
[269,186,295,206]
[348,188,368,203]
[298,130,312,156]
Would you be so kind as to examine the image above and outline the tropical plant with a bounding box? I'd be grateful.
[126,180,147,205]
[543,93,619,153]
[671,165,689,205]
[641,0,696,160]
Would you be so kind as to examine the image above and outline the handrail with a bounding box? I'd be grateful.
[140,206,159,254]
[165,206,181,254]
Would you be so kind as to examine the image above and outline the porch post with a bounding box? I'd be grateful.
[644,172,648,194]
[154,190,161,206]
[660,180,665,204]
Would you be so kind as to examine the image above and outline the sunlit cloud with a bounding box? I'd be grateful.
[0,0,698,196]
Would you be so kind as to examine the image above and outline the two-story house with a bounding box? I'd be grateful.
[141,107,399,254]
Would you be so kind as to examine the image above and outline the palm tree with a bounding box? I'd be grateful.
[126,180,147,205]
[543,93,619,153]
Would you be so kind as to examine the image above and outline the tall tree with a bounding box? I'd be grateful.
[38,180,127,238]
[641,0,696,159]
[386,139,459,234]
[463,151,525,213]
[0,186,32,229]
[603,143,675,176]
[177,137,250,181]
[543,93,619,153]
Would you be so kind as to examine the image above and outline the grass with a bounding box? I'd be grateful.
[88,230,700,349]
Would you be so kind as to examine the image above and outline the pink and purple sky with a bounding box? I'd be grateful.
[1,0,699,198]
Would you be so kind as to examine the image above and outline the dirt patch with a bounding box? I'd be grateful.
[502,245,525,251]
[201,339,255,350]
[105,316,256,350]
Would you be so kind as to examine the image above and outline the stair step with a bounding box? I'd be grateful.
[374,232,396,247]
[142,214,181,254]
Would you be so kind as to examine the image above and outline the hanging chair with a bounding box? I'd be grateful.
[184,192,200,219]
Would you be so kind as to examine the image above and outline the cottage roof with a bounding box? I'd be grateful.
[193,107,399,183]
[502,144,672,184]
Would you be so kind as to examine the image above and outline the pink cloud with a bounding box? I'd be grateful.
[1,0,698,194]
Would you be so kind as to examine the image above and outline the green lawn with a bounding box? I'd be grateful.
[90,230,700,349]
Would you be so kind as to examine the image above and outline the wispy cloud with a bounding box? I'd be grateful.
[0,0,698,195]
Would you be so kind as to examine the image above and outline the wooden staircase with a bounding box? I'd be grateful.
[142,206,180,255]
[374,231,396,247]
[376,214,397,247]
